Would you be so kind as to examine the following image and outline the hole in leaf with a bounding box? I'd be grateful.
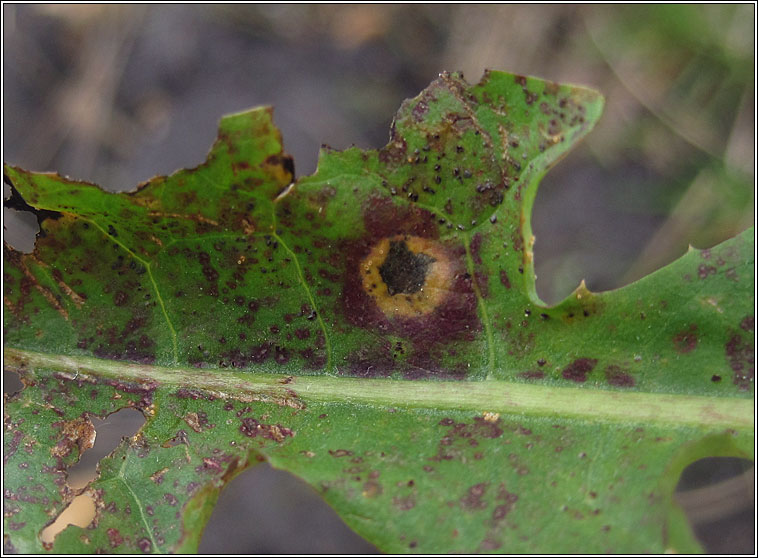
[67,408,145,488]
[4,178,63,250]
[39,493,96,545]
[2,207,38,253]
[3,369,23,396]
[675,457,754,554]
[39,408,146,545]
[199,462,378,553]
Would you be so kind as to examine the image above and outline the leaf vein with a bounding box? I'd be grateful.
[85,218,179,363]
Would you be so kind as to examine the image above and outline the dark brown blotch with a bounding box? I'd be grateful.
[673,324,698,354]
[460,482,488,510]
[562,358,598,383]
[605,365,635,388]
[725,333,754,391]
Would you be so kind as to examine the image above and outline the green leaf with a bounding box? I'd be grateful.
[4,70,753,554]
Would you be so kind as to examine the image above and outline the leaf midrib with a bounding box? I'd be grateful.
[5,348,752,430]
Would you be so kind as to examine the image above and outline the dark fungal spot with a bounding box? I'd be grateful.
[239,417,294,441]
[725,333,754,390]
[113,291,129,306]
[329,449,353,458]
[480,539,502,551]
[460,483,488,510]
[698,264,717,279]
[265,153,295,179]
[393,495,416,511]
[605,365,635,387]
[378,240,436,296]
[673,324,698,354]
[562,358,597,382]
[472,416,503,438]
[106,528,123,548]
[362,480,382,498]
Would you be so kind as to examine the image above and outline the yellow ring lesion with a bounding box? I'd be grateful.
[361,235,453,319]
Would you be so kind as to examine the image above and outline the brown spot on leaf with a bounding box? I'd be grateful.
[362,481,383,498]
[472,416,503,438]
[294,328,310,340]
[51,417,96,458]
[239,417,294,442]
[492,485,518,522]
[339,201,481,377]
[605,365,635,387]
[329,449,353,458]
[673,324,698,353]
[378,137,407,165]
[105,528,123,549]
[561,358,597,382]
[361,235,451,319]
[698,264,717,279]
[412,100,429,122]
[519,370,545,380]
[113,291,129,306]
[460,483,488,510]
[480,538,502,551]
[184,412,204,433]
[150,468,169,484]
[393,495,416,510]
[725,333,754,390]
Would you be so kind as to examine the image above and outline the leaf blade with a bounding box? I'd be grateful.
[3,70,753,554]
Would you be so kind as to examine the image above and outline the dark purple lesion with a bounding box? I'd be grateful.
[338,196,482,378]
[561,358,597,383]
[725,326,754,391]
[672,324,698,354]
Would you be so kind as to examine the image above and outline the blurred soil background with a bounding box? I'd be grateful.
[3,4,754,554]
